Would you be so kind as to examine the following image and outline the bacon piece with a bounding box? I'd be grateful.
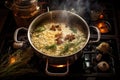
[55,33,63,45]
[55,25,61,31]
[50,24,61,31]
[50,25,56,31]
[55,33,62,38]
[65,34,75,41]
[56,38,63,45]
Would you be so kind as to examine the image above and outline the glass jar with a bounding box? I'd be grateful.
[12,0,41,27]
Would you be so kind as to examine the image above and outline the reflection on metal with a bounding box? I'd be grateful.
[9,56,16,64]
[51,64,67,68]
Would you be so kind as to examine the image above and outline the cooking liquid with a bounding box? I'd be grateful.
[12,0,41,27]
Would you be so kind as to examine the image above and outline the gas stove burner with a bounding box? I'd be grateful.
[0,0,120,79]
[95,20,111,34]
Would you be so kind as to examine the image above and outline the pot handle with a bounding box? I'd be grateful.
[45,59,69,76]
[89,26,101,43]
[13,27,28,48]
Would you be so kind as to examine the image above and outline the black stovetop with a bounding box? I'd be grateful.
[0,0,120,80]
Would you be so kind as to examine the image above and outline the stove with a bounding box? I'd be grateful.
[0,0,120,80]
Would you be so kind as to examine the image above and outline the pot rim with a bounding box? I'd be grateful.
[28,10,90,58]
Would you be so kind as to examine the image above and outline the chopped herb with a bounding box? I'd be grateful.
[45,44,57,50]
[34,26,46,32]
[70,27,77,33]
[62,44,69,53]
[61,43,74,53]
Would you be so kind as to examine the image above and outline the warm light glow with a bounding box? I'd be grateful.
[9,56,16,64]
[51,64,67,68]
[99,14,104,19]
[98,23,103,28]
[97,21,109,33]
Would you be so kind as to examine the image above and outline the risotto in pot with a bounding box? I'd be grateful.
[31,22,87,57]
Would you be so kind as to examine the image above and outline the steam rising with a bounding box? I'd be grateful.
[49,0,90,16]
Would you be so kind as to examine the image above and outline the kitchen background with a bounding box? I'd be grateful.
[0,0,120,80]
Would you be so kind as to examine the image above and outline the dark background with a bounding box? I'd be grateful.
[0,0,120,80]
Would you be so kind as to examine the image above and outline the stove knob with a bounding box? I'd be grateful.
[97,61,110,71]
[13,42,24,49]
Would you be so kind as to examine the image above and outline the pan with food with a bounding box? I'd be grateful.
[14,10,101,76]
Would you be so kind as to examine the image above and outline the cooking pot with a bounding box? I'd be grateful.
[14,10,100,76]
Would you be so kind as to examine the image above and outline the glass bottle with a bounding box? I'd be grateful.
[12,0,41,27]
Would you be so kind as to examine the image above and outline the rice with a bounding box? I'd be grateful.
[31,22,87,56]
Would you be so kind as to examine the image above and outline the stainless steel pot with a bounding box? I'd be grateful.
[14,10,100,76]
